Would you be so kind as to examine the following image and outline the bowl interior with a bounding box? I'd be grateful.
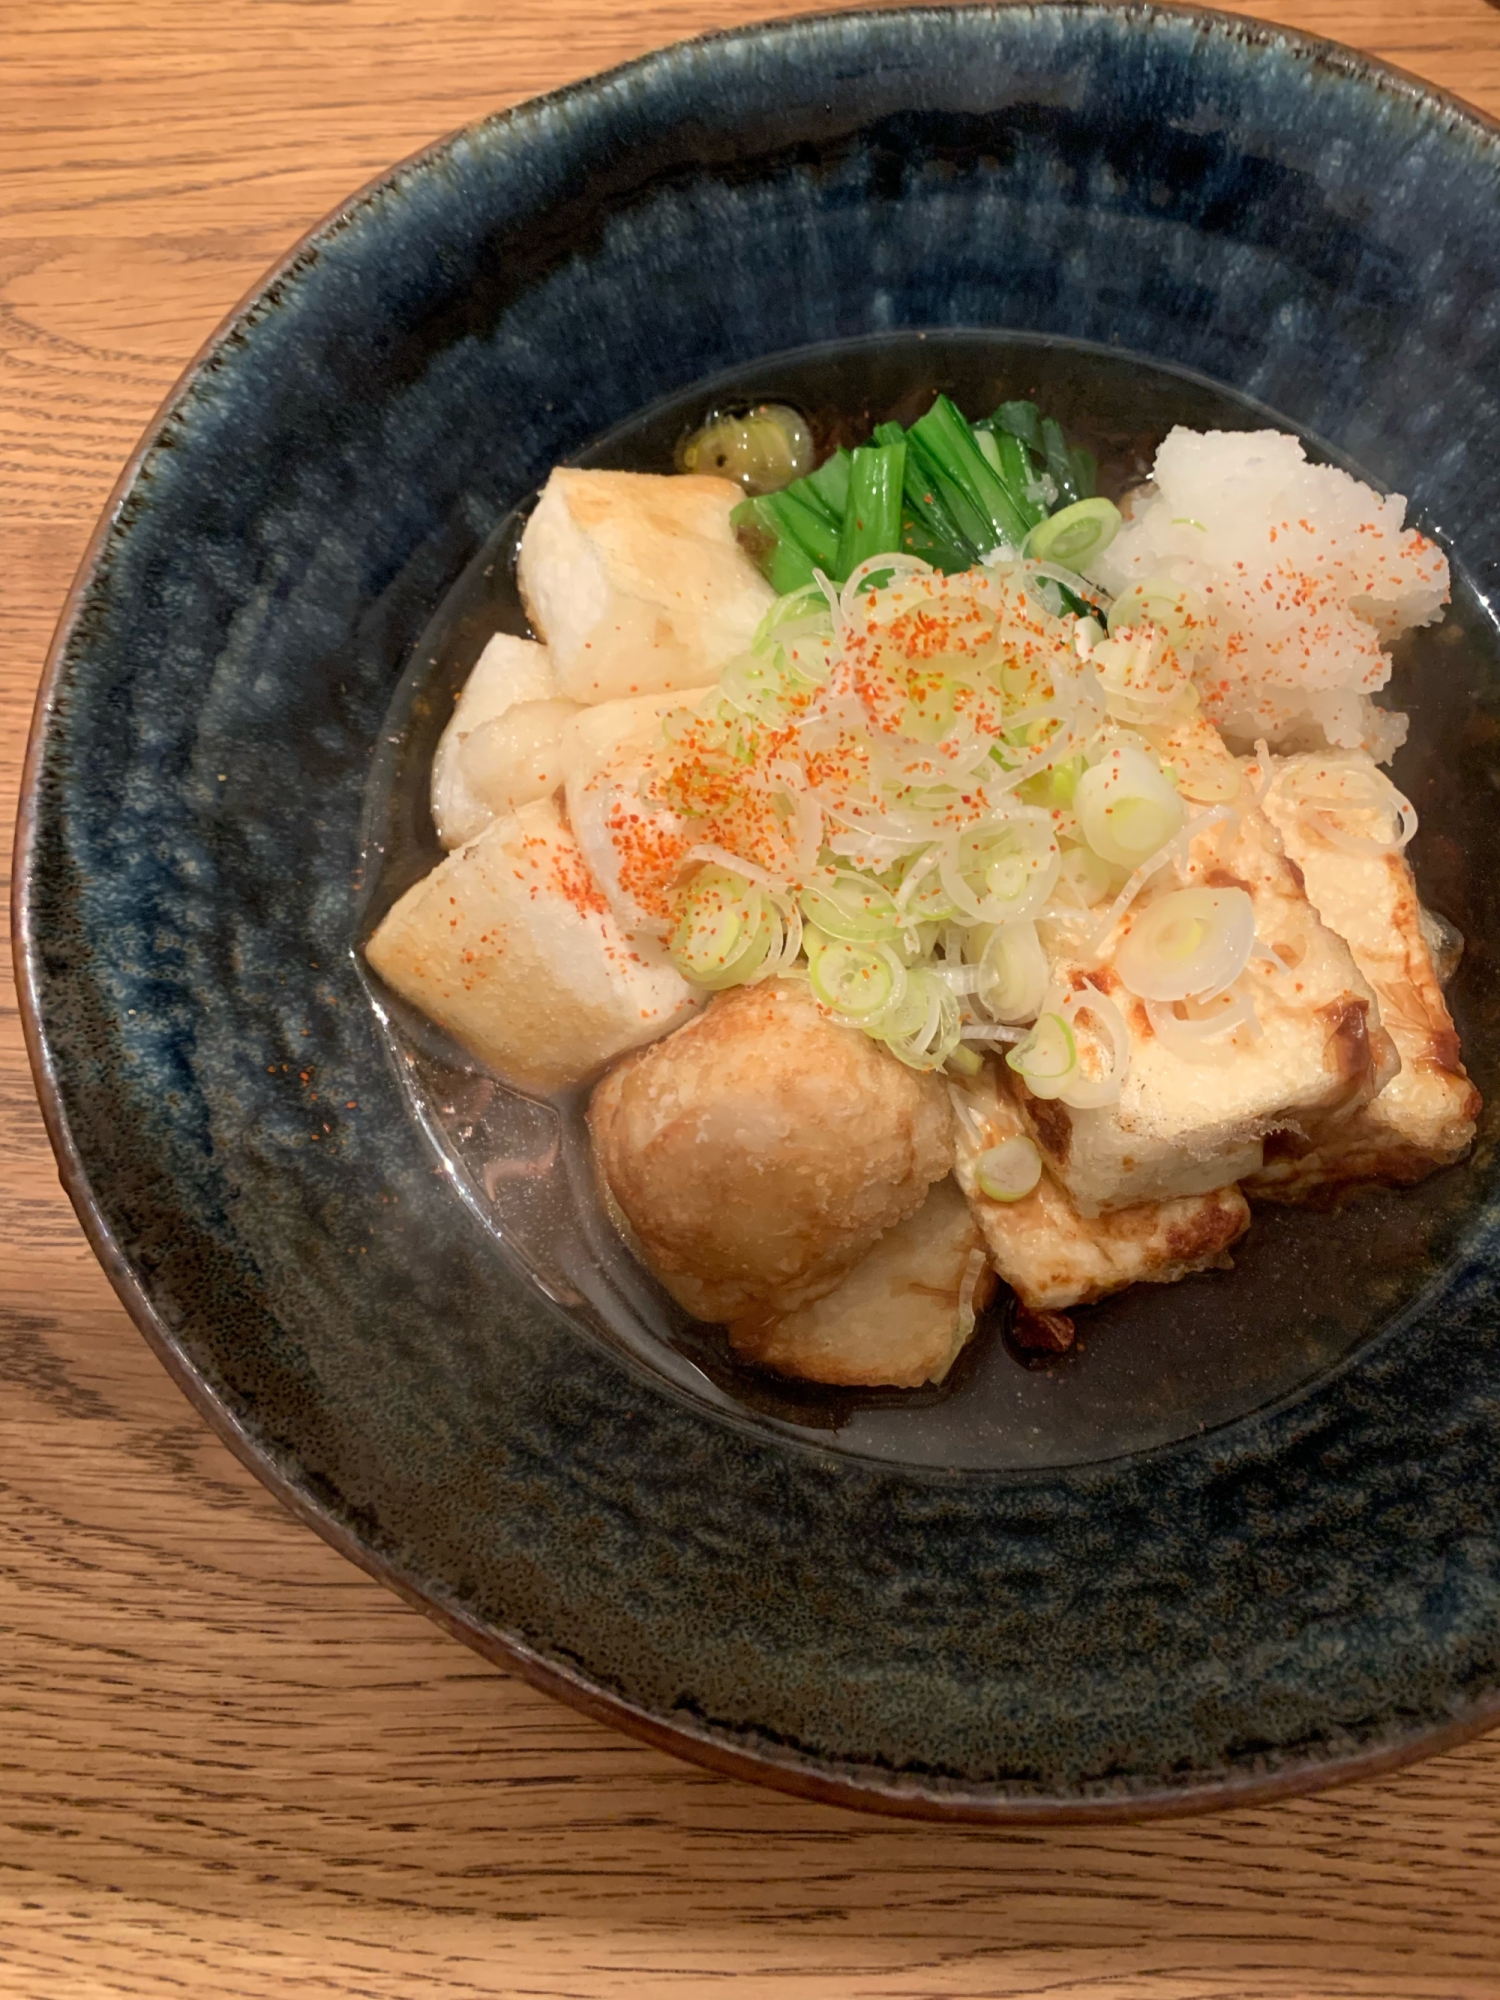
[360,327,1500,1472]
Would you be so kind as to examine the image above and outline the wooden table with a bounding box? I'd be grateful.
[6,3,1500,1992]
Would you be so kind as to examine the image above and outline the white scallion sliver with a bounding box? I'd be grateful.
[1113,887,1256,1004]
[1056,984,1131,1109]
[975,1137,1044,1203]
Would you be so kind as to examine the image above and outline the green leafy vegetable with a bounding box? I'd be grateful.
[730,393,1099,589]
[835,439,908,584]
[908,394,1032,551]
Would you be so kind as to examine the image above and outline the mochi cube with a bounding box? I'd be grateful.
[365,795,699,1094]
[431,633,579,848]
[518,469,775,703]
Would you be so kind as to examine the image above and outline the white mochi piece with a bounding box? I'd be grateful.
[560,688,716,939]
[517,468,775,703]
[431,633,577,848]
[365,795,700,1095]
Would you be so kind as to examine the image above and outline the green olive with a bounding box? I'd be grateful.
[676,403,817,495]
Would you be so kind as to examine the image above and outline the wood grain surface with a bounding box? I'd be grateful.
[5,4,1500,1994]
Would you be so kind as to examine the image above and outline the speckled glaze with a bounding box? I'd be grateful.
[15,5,1500,1818]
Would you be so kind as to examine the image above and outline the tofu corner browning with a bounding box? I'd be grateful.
[954,1068,1250,1312]
[1250,752,1480,1198]
[589,980,954,1324]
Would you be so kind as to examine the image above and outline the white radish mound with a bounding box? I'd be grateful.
[1091,427,1449,762]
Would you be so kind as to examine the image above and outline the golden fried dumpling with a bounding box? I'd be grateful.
[728,1177,992,1387]
[589,980,954,1322]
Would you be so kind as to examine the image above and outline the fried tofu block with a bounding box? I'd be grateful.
[953,1069,1250,1311]
[1026,802,1397,1215]
[365,795,698,1095]
[431,633,580,848]
[727,1178,992,1388]
[518,469,775,704]
[589,980,954,1323]
[1250,753,1479,1197]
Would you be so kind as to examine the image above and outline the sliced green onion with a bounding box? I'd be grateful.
[669,866,775,990]
[719,646,812,723]
[1279,759,1419,857]
[1018,752,1084,811]
[868,965,937,1040]
[1056,985,1132,1109]
[1076,745,1185,870]
[742,586,835,698]
[834,440,907,583]
[798,870,903,943]
[974,920,1049,1022]
[943,822,1060,926]
[901,670,960,744]
[1114,887,1256,1004]
[1053,843,1117,909]
[1090,627,1198,726]
[1006,1012,1077,1097]
[945,1043,985,1077]
[872,968,961,1070]
[1028,497,1121,569]
[891,848,959,924]
[752,582,832,647]
[805,926,905,1020]
[1107,577,1206,655]
[976,1136,1043,1202]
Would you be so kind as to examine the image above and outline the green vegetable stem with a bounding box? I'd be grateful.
[730,393,1100,589]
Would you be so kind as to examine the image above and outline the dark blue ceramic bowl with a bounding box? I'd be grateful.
[16,4,1500,1819]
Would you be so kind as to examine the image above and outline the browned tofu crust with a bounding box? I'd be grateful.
[1251,762,1480,1202]
[955,1070,1250,1312]
[1012,803,1398,1216]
